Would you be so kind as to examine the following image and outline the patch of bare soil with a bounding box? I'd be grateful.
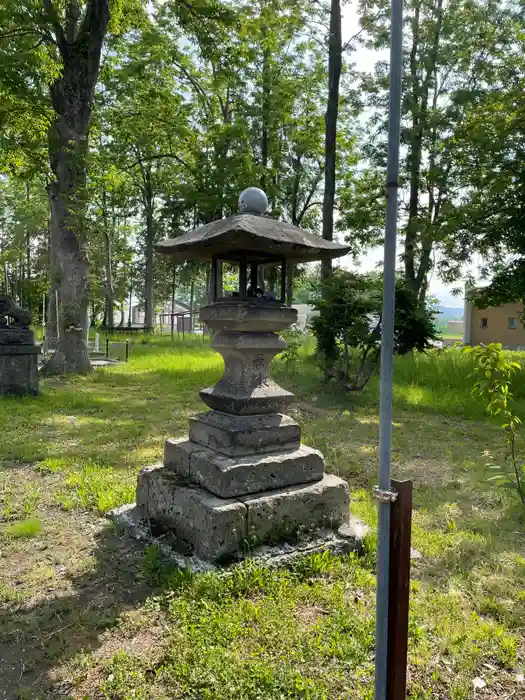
[0,494,153,700]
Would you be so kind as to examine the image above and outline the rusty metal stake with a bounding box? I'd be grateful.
[387,479,413,700]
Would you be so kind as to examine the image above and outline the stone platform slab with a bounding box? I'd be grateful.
[135,466,349,562]
[165,437,324,498]
[111,502,368,573]
[189,411,300,457]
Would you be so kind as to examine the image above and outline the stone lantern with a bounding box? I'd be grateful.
[135,188,353,562]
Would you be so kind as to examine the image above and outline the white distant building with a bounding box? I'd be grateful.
[130,300,190,327]
[447,319,464,335]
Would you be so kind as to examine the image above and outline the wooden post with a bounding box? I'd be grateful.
[387,479,413,700]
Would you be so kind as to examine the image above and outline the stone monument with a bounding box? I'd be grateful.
[0,295,40,396]
[126,188,354,562]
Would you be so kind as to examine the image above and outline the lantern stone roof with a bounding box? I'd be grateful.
[155,212,350,264]
[156,188,349,264]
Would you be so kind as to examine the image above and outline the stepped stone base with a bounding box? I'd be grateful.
[136,465,349,562]
[188,411,300,457]
[165,436,323,498]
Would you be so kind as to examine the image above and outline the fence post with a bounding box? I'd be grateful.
[105,337,109,359]
[125,340,129,363]
[387,479,413,700]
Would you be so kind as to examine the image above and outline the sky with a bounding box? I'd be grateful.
[338,2,470,308]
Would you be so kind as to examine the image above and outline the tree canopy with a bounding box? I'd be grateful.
[1,0,525,369]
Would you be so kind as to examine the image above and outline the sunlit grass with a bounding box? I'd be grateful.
[1,336,524,699]
[4,516,41,539]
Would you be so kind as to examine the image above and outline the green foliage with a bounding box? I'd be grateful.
[100,651,151,700]
[464,343,525,506]
[394,280,441,355]
[3,516,41,539]
[279,328,304,373]
[141,544,171,586]
[311,270,439,390]
[342,0,513,299]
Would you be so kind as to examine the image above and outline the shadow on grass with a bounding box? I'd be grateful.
[0,524,156,699]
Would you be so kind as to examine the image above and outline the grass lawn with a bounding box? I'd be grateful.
[1,337,524,699]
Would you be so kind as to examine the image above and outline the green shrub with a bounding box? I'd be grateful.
[465,343,525,505]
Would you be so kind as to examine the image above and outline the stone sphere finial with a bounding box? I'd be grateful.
[238,187,268,215]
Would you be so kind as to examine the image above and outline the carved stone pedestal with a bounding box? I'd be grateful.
[130,301,350,562]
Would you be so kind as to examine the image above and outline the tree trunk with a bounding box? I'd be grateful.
[25,182,31,313]
[44,178,91,373]
[189,278,195,332]
[321,0,342,283]
[41,0,110,375]
[171,265,176,339]
[260,39,271,192]
[102,181,114,329]
[45,217,58,342]
[405,1,421,292]
[404,0,443,301]
[128,284,133,327]
[103,228,114,329]
[143,169,155,332]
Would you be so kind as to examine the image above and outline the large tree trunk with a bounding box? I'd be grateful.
[42,0,110,374]
[45,177,91,373]
[321,0,342,283]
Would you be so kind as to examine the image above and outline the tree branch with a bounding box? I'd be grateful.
[76,0,110,67]
[342,11,387,52]
[42,0,67,55]
[126,153,193,173]
[65,0,81,43]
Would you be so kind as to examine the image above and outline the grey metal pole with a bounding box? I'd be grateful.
[374,0,404,697]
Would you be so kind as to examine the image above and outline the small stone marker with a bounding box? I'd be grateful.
[0,296,40,396]
[123,187,354,562]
